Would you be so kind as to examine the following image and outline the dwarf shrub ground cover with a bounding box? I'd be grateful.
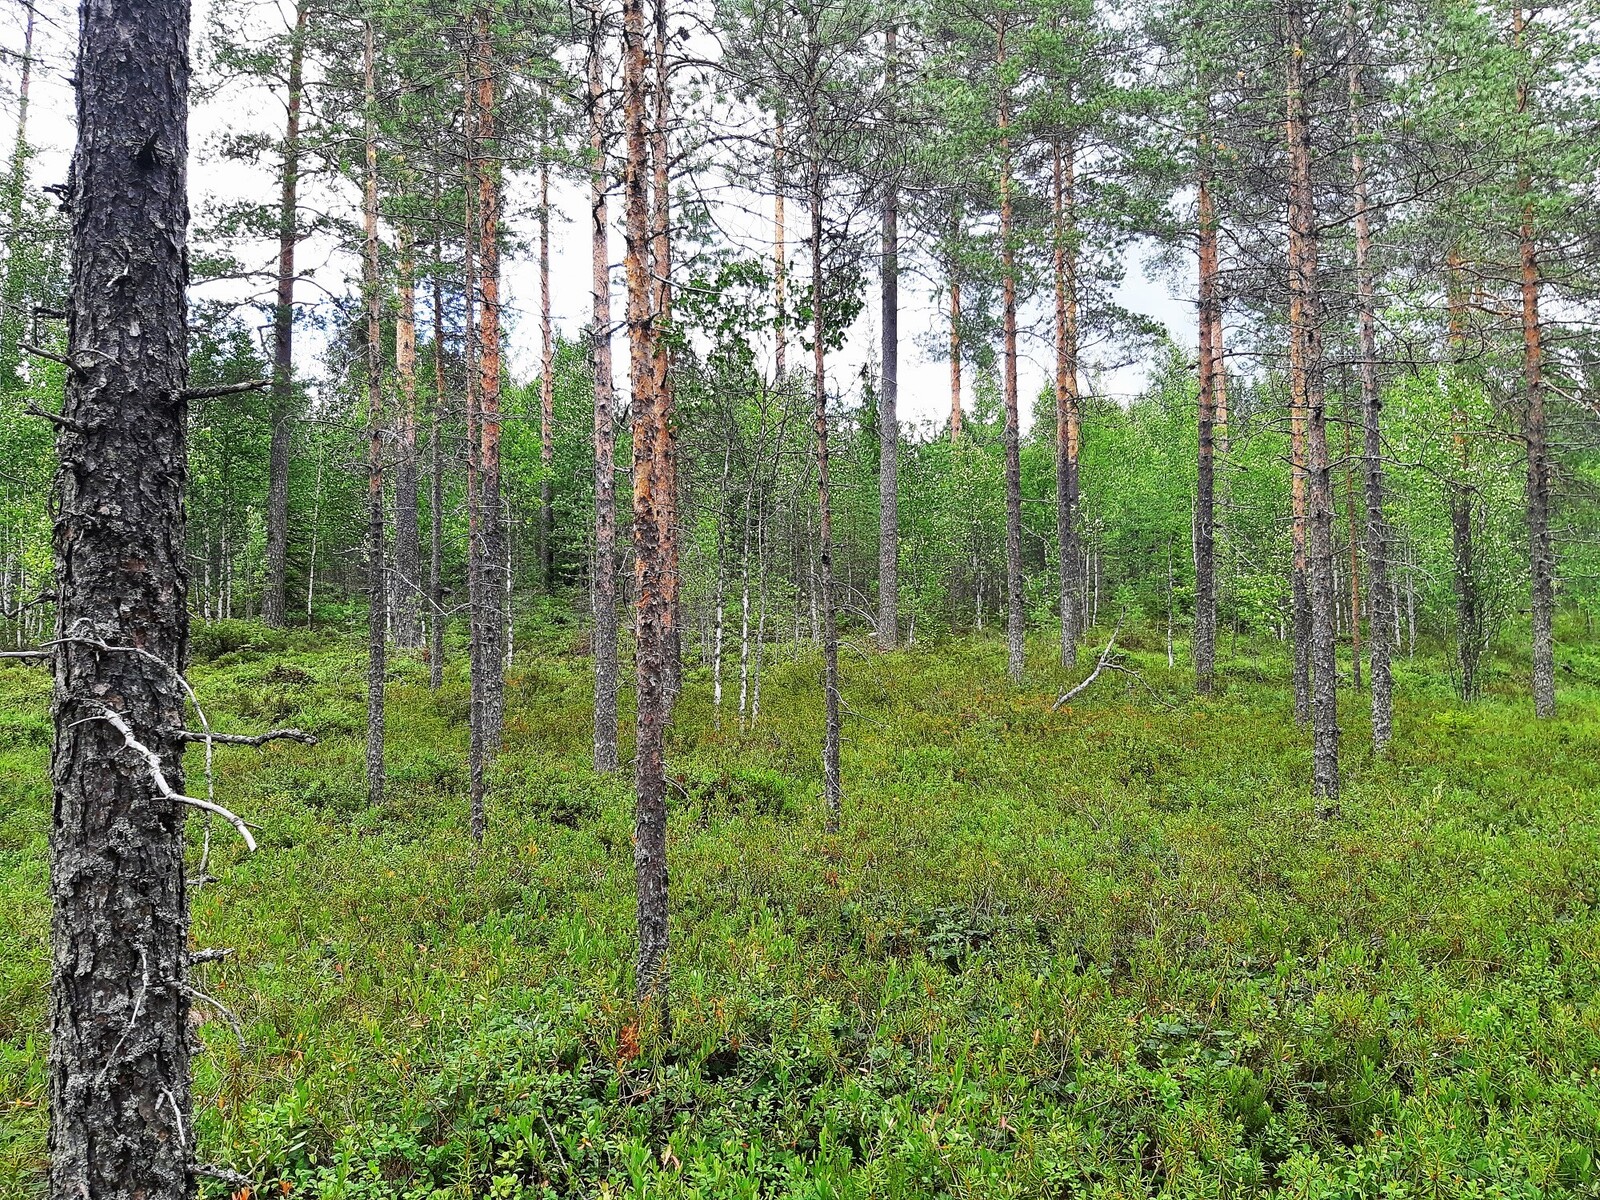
[1,621,1598,1198]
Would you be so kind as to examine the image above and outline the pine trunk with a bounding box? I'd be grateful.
[625,0,671,1021]
[1195,141,1219,696]
[49,0,194,1187]
[1514,10,1555,718]
[1288,0,1340,813]
[1052,141,1081,669]
[877,24,898,651]
[539,143,555,591]
[1446,249,1480,700]
[362,21,386,809]
[428,216,447,691]
[589,3,620,772]
[811,162,843,832]
[393,222,423,649]
[1349,0,1392,749]
[262,2,306,629]
[998,38,1025,684]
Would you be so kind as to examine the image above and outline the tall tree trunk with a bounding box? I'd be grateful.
[262,3,307,628]
[393,221,423,649]
[949,258,963,438]
[1445,248,1480,700]
[811,166,844,832]
[1343,416,1362,688]
[1349,0,1392,749]
[1287,201,1310,719]
[0,0,35,391]
[624,0,670,1022]
[1052,141,1081,668]
[463,36,486,840]
[49,0,194,1187]
[428,211,446,690]
[774,116,786,379]
[469,8,505,841]
[1195,132,1219,696]
[1287,0,1339,813]
[998,34,1025,684]
[652,1,681,711]
[539,135,556,591]
[362,21,386,809]
[1514,7,1555,718]
[877,25,898,651]
[589,2,620,772]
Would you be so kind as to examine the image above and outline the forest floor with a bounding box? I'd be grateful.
[3,615,1600,1199]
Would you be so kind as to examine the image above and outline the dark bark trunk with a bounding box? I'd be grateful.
[468,8,505,841]
[1515,9,1555,718]
[1446,249,1480,700]
[877,24,898,652]
[428,210,446,691]
[1052,141,1080,669]
[652,3,681,713]
[362,20,386,809]
[462,46,486,840]
[1288,0,1339,813]
[49,0,194,1188]
[539,140,555,591]
[0,1,35,391]
[1349,0,1392,749]
[393,222,422,649]
[949,260,963,438]
[998,35,1025,684]
[812,169,843,832]
[589,3,620,772]
[1195,139,1218,696]
[774,117,786,380]
[262,2,306,629]
[625,0,670,1023]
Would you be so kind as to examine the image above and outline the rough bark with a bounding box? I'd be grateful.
[428,215,446,691]
[998,36,1025,684]
[393,222,423,649]
[1514,8,1555,719]
[624,0,670,1022]
[1349,0,1392,749]
[1195,138,1219,697]
[1052,141,1080,669]
[949,262,963,438]
[589,3,620,772]
[469,8,506,841]
[774,117,786,379]
[1446,249,1480,700]
[811,170,843,833]
[362,20,386,809]
[462,45,486,840]
[1288,0,1339,813]
[262,2,306,630]
[876,24,898,651]
[49,0,194,1189]
[539,140,555,591]
[651,2,681,712]
[0,0,35,391]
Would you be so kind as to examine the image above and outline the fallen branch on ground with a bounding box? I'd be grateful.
[175,727,317,747]
[1052,621,1123,711]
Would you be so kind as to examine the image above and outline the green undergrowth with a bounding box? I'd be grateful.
[2,619,1599,1198]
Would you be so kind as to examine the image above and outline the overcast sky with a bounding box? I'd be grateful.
[3,0,1196,434]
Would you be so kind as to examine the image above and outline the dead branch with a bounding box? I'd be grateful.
[181,379,270,401]
[174,727,318,747]
[88,706,257,852]
[1051,621,1123,711]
